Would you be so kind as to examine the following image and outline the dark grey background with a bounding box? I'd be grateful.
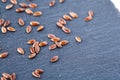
[0,0,120,80]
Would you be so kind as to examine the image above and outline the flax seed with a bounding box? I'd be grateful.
[58,18,66,25]
[48,34,56,39]
[59,0,64,3]
[0,52,8,58]
[17,47,24,55]
[49,44,57,50]
[25,8,33,15]
[27,39,36,44]
[69,12,78,18]
[35,69,44,74]
[6,4,13,10]
[33,41,40,54]
[1,27,7,34]
[51,37,60,42]
[56,22,64,28]
[39,41,48,47]
[32,71,40,78]
[10,0,17,5]
[49,0,55,7]
[19,2,28,8]
[1,77,6,80]
[84,16,92,22]
[33,11,42,17]
[0,19,5,26]
[7,26,16,32]
[88,10,94,17]
[29,3,37,8]
[11,73,16,80]
[26,26,32,33]
[16,8,25,13]
[30,46,35,54]
[18,18,25,26]
[50,56,59,63]
[37,25,44,31]
[60,40,69,46]
[30,21,40,26]
[62,27,71,34]
[75,36,82,42]
[3,20,10,27]
[2,73,11,78]
[63,15,72,20]
[28,53,36,59]
[55,42,62,48]
[1,0,7,3]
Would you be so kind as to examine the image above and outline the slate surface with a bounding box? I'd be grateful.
[0,0,120,80]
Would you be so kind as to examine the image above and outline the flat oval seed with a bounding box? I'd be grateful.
[0,19,5,26]
[84,16,92,22]
[2,73,11,78]
[16,8,25,13]
[32,71,40,78]
[88,10,94,17]
[27,39,36,44]
[51,37,60,42]
[6,4,13,10]
[11,73,16,80]
[3,20,11,27]
[18,18,25,26]
[58,18,66,25]
[0,52,8,58]
[1,27,7,34]
[49,0,55,7]
[7,26,16,32]
[30,21,40,26]
[48,34,56,39]
[19,2,28,8]
[33,41,40,54]
[28,53,36,59]
[59,0,64,3]
[56,22,64,28]
[63,15,72,20]
[17,47,24,55]
[75,36,82,42]
[33,11,42,17]
[49,44,57,50]
[1,77,7,80]
[50,56,59,63]
[62,27,71,34]
[25,8,33,15]
[39,41,48,47]
[55,42,62,48]
[10,0,17,5]
[69,12,78,18]
[37,25,44,31]
[35,69,44,74]
[29,3,37,8]
[30,46,35,54]
[26,26,32,33]
[1,0,7,3]
[60,40,69,46]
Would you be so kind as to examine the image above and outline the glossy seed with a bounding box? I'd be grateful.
[27,39,36,44]
[2,73,11,78]
[59,0,64,3]
[37,25,44,31]
[56,22,64,28]
[39,41,48,47]
[69,12,78,18]
[51,37,60,42]
[25,8,33,15]
[1,0,7,3]
[84,16,92,22]
[11,73,16,80]
[32,71,40,78]
[0,19,5,26]
[50,56,59,63]
[58,18,66,25]
[30,21,40,26]
[63,15,72,20]
[0,52,8,58]
[26,26,32,33]
[1,27,7,34]
[33,11,42,17]
[3,20,11,27]
[55,42,62,48]
[10,0,17,5]
[18,18,25,26]
[19,2,28,8]
[16,8,25,12]
[30,46,35,54]
[60,40,69,46]
[17,47,24,55]
[29,3,37,8]
[7,26,16,32]
[62,27,71,34]
[88,10,94,17]
[6,4,13,10]
[49,44,57,50]
[33,41,40,54]
[28,53,36,59]
[1,77,7,80]
[49,0,55,7]
[35,69,44,74]
[48,34,56,39]
[75,36,82,42]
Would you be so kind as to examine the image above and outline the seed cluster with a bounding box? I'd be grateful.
[32,68,44,78]
[0,72,16,80]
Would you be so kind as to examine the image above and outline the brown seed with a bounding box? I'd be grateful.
[60,40,69,46]
[3,20,11,27]
[11,73,16,80]
[51,37,60,42]
[28,53,36,59]
[2,73,11,78]
[69,12,78,18]
[19,2,28,8]
[26,26,32,33]
[32,71,40,78]
[49,44,57,50]
[63,15,72,20]
[1,27,7,34]
[18,18,25,26]
[25,8,33,15]
[55,42,62,48]
[29,3,37,8]
[59,0,64,3]
[37,25,44,31]
[56,22,64,28]
[0,52,8,58]
[84,16,92,22]
[47,34,56,39]
[1,0,7,3]
[6,4,13,10]
[1,77,7,80]
[17,47,24,55]
[49,0,55,7]
[62,27,71,34]
[58,18,66,25]
[27,39,36,44]
[35,69,44,74]
[0,19,5,26]
[16,8,25,13]
[75,36,82,42]
[30,46,35,54]
[10,0,17,5]
[7,26,16,32]
[33,41,40,54]
[50,56,59,63]
[88,10,94,17]
[30,21,40,26]
[39,41,48,47]
[33,11,42,17]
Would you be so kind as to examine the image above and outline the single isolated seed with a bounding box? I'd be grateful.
[18,18,25,26]
[75,36,82,43]
[6,4,14,10]
[1,27,7,34]
[51,37,60,42]
[17,47,24,55]
[32,71,40,78]
[10,0,17,5]
[48,34,56,39]
[59,0,64,3]
[30,21,40,26]
[1,0,7,3]
[7,26,16,32]
[25,8,33,15]
[0,19,5,26]
[11,73,16,80]
[2,73,11,79]
[62,27,71,34]
[35,69,44,74]
[37,25,44,31]
[30,46,35,54]
[0,52,8,58]
[39,41,48,47]
[27,39,36,44]
[16,8,25,13]
[56,22,64,28]
[33,11,42,17]
[58,18,66,25]
[19,2,28,8]
[55,42,62,48]
[49,0,55,7]
[50,56,59,63]
[60,40,69,46]
[26,26,32,33]
[28,53,36,59]
[84,16,92,22]
[3,20,11,27]
[29,3,37,8]
[63,15,72,20]
[69,12,78,18]
[49,44,57,50]
[88,10,94,17]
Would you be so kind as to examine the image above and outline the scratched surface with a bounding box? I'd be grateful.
[0,0,120,80]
